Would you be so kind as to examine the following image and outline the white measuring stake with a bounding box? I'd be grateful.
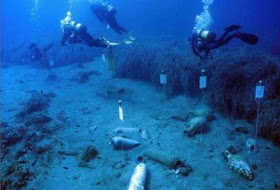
[118,100,124,121]
[199,69,207,89]
[199,76,207,89]
[199,70,207,144]
[254,80,264,152]
[102,54,106,63]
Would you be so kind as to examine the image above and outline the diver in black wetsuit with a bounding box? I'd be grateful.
[60,12,118,47]
[89,0,135,44]
[191,25,259,60]
[27,43,54,63]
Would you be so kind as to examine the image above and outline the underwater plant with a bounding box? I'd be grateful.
[115,40,280,145]
[115,40,201,96]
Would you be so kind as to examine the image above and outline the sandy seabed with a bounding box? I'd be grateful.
[1,58,280,190]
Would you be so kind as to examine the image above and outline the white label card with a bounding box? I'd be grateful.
[255,86,264,99]
[199,76,207,89]
[160,74,167,84]
[119,106,124,121]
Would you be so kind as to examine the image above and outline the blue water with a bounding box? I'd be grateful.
[1,0,280,51]
[1,1,280,190]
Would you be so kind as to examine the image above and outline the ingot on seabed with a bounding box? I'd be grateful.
[223,150,254,180]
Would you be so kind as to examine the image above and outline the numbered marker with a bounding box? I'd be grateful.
[118,100,124,121]
[255,86,264,99]
[160,74,167,84]
[199,76,207,89]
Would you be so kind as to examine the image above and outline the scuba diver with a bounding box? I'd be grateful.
[88,0,135,44]
[190,25,259,60]
[60,11,118,47]
[25,43,54,64]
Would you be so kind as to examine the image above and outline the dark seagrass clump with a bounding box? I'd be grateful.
[17,92,55,119]
[114,39,280,145]
[115,40,200,96]
[81,146,99,163]
[205,48,280,144]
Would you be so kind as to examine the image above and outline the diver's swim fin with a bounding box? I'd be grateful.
[102,37,120,46]
[108,42,120,46]
[225,25,241,32]
[236,33,258,45]
[124,39,133,45]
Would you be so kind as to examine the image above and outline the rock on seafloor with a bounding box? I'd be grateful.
[140,130,150,140]
[110,136,140,150]
[184,117,208,137]
[128,163,148,190]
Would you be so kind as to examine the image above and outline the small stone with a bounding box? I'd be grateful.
[140,130,150,140]
[117,88,125,94]
[115,172,122,179]
[73,175,79,180]
[184,117,208,137]
[208,155,214,159]
[15,149,27,159]
[226,146,238,155]
[96,181,102,185]
[114,162,126,169]
[18,157,27,164]
[179,165,193,176]
[36,144,52,154]
[175,168,181,175]
[5,165,15,176]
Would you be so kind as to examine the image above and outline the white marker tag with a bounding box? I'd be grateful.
[102,54,106,62]
[199,76,207,89]
[255,86,264,99]
[119,106,124,121]
[160,74,167,84]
